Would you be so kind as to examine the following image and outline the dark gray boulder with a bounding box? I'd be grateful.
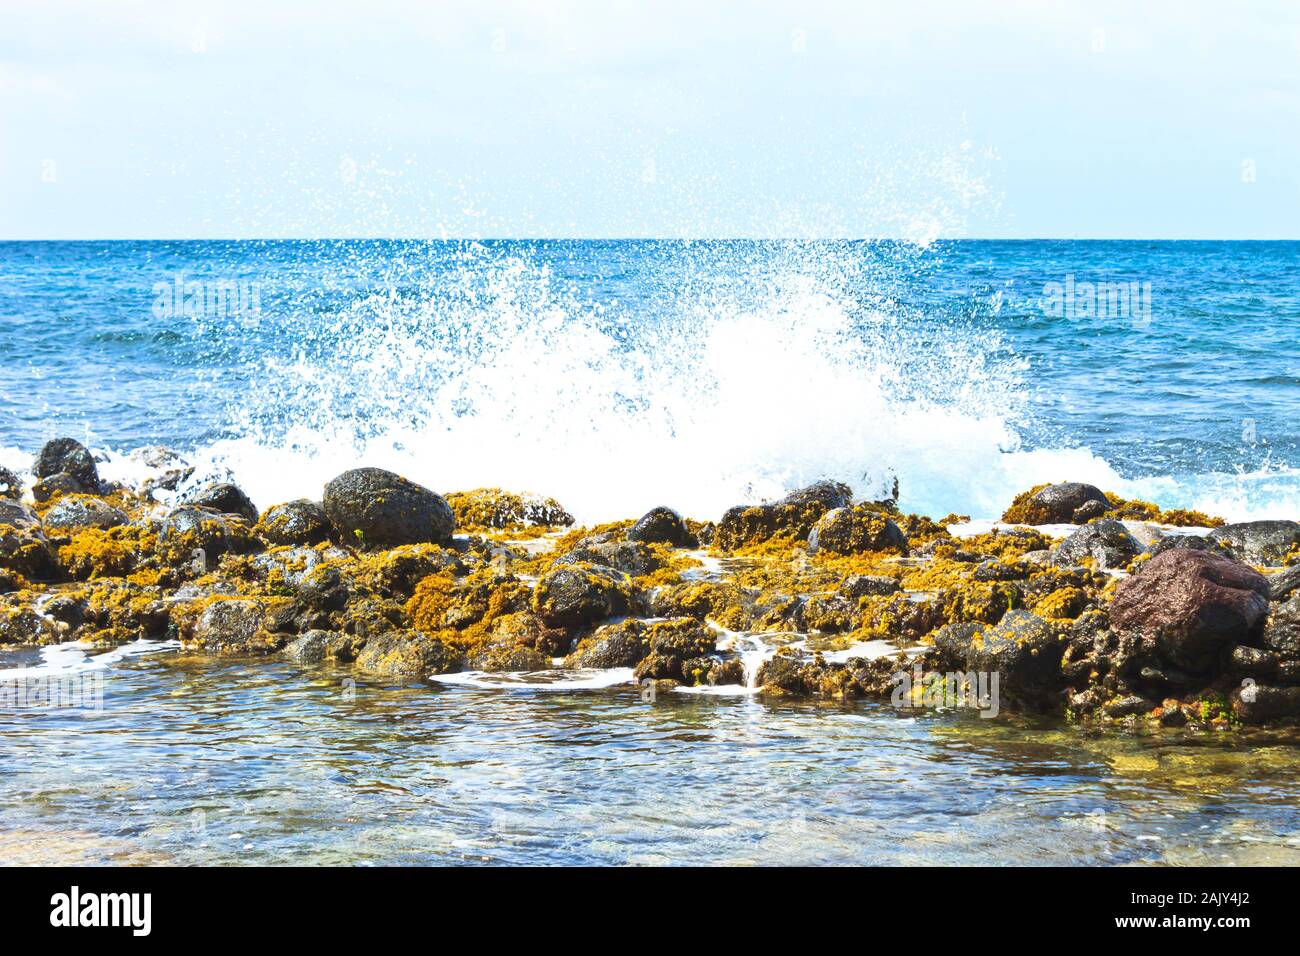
[1262,593,1300,659]
[532,563,630,629]
[1267,565,1300,603]
[1010,482,1111,524]
[1209,520,1300,566]
[1050,518,1142,571]
[807,506,908,556]
[255,499,332,546]
[322,468,454,549]
[41,496,129,531]
[183,482,259,524]
[627,506,693,547]
[32,437,100,491]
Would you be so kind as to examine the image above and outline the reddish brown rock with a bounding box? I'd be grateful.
[1109,549,1270,672]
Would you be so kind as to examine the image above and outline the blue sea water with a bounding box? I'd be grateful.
[1,239,1298,522]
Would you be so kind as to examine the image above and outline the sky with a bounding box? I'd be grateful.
[2,0,1298,240]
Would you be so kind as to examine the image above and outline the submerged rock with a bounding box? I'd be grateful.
[1109,549,1270,673]
[1209,520,1300,566]
[1050,519,1142,571]
[627,507,693,547]
[1002,482,1111,525]
[323,468,455,549]
[715,480,853,551]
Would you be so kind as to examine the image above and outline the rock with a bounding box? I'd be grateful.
[1050,519,1142,571]
[807,505,908,556]
[183,482,259,523]
[554,539,661,577]
[156,506,255,571]
[32,438,100,492]
[927,621,982,670]
[0,511,55,580]
[963,610,1067,709]
[0,603,64,644]
[1229,645,1279,681]
[323,468,454,549]
[838,574,901,599]
[354,630,459,678]
[714,480,853,551]
[1103,694,1158,718]
[631,619,717,681]
[1109,549,1270,672]
[255,499,332,546]
[188,599,284,655]
[296,564,352,613]
[1209,520,1300,566]
[1266,565,1300,602]
[283,629,335,664]
[41,495,129,531]
[353,544,465,599]
[532,563,630,629]
[0,467,22,500]
[444,488,574,529]
[627,507,693,547]
[1145,533,1232,560]
[564,618,653,669]
[250,547,327,591]
[1231,683,1300,724]
[1262,593,1300,658]
[32,473,94,503]
[1003,482,1111,525]
[463,636,551,673]
[0,500,40,530]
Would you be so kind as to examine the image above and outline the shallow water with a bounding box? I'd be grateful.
[3,645,1298,866]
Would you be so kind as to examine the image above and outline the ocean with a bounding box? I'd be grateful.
[3,239,1298,524]
[4,238,1300,866]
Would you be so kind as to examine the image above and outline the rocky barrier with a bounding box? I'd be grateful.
[3,439,1300,728]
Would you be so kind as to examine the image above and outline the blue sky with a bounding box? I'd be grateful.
[2,0,1298,239]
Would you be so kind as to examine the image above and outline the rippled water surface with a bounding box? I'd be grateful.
[3,646,1299,866]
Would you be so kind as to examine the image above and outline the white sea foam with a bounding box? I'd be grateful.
[428,667,635,691]
[0,639,179,681]
[10,241,1299,525]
